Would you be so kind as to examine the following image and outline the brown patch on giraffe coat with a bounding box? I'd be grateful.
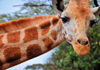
[23,26,38,43]
[27,44,42,59]
[51,30,57,40]
[39,20,51,35]
[79,8,88,16]
[52,17,59,26]
[4,47,21,63]
[57,20,62,27]
[0,35,4,48]
[43,37,53,50]
[39,20,51,29]
[10,59,20,67]
[41,27,50,35]
[0,59,3,66]
[7,31,20,43]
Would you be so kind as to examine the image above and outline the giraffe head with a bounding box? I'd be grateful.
[52,0,100,57]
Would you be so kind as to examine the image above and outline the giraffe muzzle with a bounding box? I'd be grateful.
[72,38,90,57]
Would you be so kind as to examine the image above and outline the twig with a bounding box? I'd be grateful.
[13,4,52,7]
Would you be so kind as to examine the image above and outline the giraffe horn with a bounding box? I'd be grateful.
[93,0,100,16]
[93,0,99,7]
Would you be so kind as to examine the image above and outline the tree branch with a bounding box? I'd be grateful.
[13,4,52,7]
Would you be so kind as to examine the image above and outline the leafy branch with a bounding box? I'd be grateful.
[13,3,52,7]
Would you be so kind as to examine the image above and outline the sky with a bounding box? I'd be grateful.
[0,0,56,70]
[0,0,24,14]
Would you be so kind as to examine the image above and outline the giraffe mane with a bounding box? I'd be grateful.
[0,15,56,34]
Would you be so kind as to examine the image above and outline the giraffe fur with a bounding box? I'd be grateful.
[0,0,100,69]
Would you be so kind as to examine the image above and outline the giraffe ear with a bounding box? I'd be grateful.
[91,7,100,17]
[52,0,65,15]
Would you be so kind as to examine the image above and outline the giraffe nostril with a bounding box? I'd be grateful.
[77,40,89,45]
[84,41,88,45]
[77,40,81,44]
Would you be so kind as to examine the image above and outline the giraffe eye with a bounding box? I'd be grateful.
[61,17,70,24]
[90,20,96,27]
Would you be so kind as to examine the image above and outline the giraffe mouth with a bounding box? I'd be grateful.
[72,39,90,57]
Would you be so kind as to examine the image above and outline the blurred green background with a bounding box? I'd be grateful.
[0,0,100,70]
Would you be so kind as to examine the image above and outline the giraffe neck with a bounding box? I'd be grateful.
[0,14,66,70]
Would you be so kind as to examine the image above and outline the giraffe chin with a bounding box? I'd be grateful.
[72,39,90,57]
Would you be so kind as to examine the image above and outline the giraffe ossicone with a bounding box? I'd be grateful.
[0,0,100,70]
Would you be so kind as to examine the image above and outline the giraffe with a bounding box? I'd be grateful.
[0,0,100,70]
